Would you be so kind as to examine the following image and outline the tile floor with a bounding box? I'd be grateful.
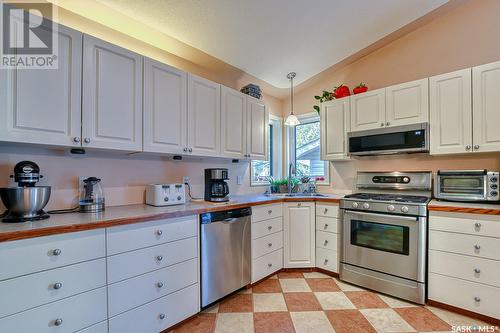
[168,271,498,333]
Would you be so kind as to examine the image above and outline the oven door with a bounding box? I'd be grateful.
[342,210,425,282]
[435,172,487,201]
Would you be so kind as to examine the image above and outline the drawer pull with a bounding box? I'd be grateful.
[54,318,63,326]
[159,313,166,320]
[474,268,481,274]
[297,203,301,207]
[156,230,163,236]
[474,297,481,302]
[268,243,273,247]
[324,259,329,264]
[157,281,164,288]
[268,226,273,230]
[52,249,62,256]
[324,208,328,214]
[474,244,481,251]
[475,222,482,230]
[53,282,63,290]
[324,240,329,246]
[324,224,329,229]
[156,255,163,261]
[268,263,273,268]
[268,210,272,214]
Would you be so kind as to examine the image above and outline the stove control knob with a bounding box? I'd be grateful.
[402,177,410,183]
[387,205,395,212]
[491,184,498,190]
[351,202,359,208]
[362,203,370,209]
[401,206,409,213]
[491,177,498,182]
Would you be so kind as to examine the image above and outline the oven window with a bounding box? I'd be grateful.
[440,177,484,195]
[351,220,409,255]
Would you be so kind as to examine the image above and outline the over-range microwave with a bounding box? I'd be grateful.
[435,170,500,202]
[348,123,429,156]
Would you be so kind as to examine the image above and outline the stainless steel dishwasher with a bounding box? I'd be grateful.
[200,207,251,308]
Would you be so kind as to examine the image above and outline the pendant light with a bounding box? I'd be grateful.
[284,72,300,126]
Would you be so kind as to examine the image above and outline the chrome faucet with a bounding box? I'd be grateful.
[288,162,296,194]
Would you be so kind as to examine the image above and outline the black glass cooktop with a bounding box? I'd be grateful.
[344,193,429,204]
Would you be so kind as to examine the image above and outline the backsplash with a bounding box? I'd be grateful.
[0,145,263,211]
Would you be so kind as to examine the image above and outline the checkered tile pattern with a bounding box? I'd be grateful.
[168,271,496,333]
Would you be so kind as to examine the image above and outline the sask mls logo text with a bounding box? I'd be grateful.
[1,1,58,69]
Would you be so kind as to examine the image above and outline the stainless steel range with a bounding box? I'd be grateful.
[339,171,432,304]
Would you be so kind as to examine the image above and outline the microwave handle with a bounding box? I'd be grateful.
[437,170,487,175]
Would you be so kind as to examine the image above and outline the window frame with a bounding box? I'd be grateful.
[287,112,330,185]
[250,114,283,186]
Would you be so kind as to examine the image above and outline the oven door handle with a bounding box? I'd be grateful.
[343,210,419,223]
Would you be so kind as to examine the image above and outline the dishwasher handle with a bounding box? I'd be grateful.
[200,207,252,224]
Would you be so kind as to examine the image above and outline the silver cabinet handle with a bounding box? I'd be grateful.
[52,249,62,256]
[156,230,163,236]
[474,268,481,274]
[156,255,163,261]
[465,145,472,151]
[475,222,481,229]
[474,297,481,302]
[324,224,329,229]
[54,318,63,326]
[268,210,272,214]
[474,145,480,150]
[157,281,164,288]
[386,122,390,126]
[268,263,273,268]
[188,148,193,152]
[159,313,166,320]
[324,259,329,264]
[380,123,384,127]
[474,244,481,250]
[268,226,273,230]
[53,282,63,290]
[268,243,273,247]
[297,203,301,207]
[83,137,91,143]
[324,208,328,214]
[72,137,80,143]
[183,147,188,152]
[324,240,328,246]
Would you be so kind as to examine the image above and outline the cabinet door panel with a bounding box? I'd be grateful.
[320,99,350,160]
[247,97,268,160]
[221,87,246,159]
[187,74,221,156]
[473,60,500,153]
[283,202,315,268]
[350,88,385,132]
[430,69,472,155]
[143,58,187,154]
[0,23,82,147]
[82,35,142,151]
[386,78,429,127]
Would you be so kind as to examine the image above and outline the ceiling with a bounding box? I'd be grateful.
[93,0,448,88]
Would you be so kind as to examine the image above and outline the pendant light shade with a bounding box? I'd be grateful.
[285,72,300,126]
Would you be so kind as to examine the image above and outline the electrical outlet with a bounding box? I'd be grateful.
[183,176,190,184]
[237,175,243,185]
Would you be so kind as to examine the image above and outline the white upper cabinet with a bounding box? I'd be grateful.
[350,88,385,132]
[283,202,315,268]
[430,69,472,155]
[0,24,82,147]
[143,58,187,154]
[473,60,500,153]
[220,87,247,159]
[320,99,350,160]
[246,97,268,160]
[385,78,429,127]
[187,74,221,157]
[82,35,143,151]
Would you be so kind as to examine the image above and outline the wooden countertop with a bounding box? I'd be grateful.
[428,199,500,216]
[0,194,342,243]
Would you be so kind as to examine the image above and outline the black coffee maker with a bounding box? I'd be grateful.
[204,168,229,202]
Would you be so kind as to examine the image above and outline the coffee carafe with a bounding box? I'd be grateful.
[204,168,229,202]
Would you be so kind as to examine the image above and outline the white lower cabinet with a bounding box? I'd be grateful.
[252,248,283,283]
[283,202,315,268]
[109,284,199,333]
[316,247,338,273]
[314,203,340,273]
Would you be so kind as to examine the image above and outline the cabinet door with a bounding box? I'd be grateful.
[220,86,247,159]
[143,58,187,154]
[187,74,221,156]
[473,60,500,153]
[385,78,429,127]
[82,35,143,151]
[320,99,350,160]
[0,23,82,147]
[350,88,385,132]
[246,97,269,160]
[283,202,315,268]
[429,69,472,155]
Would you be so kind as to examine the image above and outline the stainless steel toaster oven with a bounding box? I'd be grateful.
[435,170,499,202]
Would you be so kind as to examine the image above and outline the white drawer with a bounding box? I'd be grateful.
[430,230,500,261]
[429,250,500,288]
[0,258,106,319]
[429,273,500,319]
[252,204,282,223]
[316,204,339,218]
[252,231,283,259]
[0,287,107,333]
[252,248,282,283]
[107,236,197,283]
[0,229,105,281]
[316,247,338,273]
[76,321,108,333]
[430,212,500,238]
[252,217,282,239]
[107,216,197,255]
[316,230,338,251]
[109,284,199,333]
[108,258,198,317]
[316,216,339,234]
